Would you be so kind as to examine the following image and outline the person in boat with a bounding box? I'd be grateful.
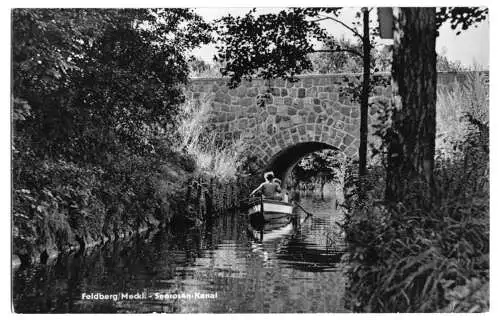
[250,171,282,200]
[273,178,289,202]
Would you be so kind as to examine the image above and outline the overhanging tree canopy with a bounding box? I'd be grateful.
[215,8,379,181]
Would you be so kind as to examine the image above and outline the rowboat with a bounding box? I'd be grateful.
[247,212,308,246]
[247,197,294,222]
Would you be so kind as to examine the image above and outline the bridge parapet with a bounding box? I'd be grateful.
[185,71,488,174]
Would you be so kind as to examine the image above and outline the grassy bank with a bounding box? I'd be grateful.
[11,10,227,267]
[13,147,199,265]
[13,93,250,267]
[176,94,247,181]
[343,72,489,312]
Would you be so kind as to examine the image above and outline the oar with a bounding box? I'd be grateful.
[240,196,260,205]
[294,202,313,217]
[240,196,254,203]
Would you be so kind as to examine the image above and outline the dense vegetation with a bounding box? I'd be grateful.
[176,95,247,180]
[12,7,489,313]
[343,72,489,312]
[212,6,488,312]
[290,150,344,195]
[12,9,212,263]
[190,49,477,78]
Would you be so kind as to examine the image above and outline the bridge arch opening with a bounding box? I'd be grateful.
[264,142,348,189]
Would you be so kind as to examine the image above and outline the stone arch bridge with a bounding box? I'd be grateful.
[185,72,472,182]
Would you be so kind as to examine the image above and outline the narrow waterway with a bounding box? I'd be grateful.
[13,195,347,313]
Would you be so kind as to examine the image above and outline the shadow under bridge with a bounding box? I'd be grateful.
[264,141,340,188]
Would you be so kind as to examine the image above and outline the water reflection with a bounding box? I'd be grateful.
[13,196,347,313]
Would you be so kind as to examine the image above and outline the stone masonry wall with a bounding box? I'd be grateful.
[185,72,486,165]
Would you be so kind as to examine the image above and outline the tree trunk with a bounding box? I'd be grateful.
[385,7,437,202]
[359,7,370,179]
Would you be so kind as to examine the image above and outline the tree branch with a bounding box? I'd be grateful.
[312,15,363,39]
[313,48,363,58]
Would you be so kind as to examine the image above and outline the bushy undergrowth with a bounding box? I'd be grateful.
[13,143,197,262]
[12,9,212,263]
[343,72,489,312]
[176,95,246,180]
[436,72,489,154]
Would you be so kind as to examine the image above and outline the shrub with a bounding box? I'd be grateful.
[343,73,489,312]
[176,95,246,181]
[344,173,488,312]
[436,71,489,156]
[13,159,105,260]
[12,9,213,262]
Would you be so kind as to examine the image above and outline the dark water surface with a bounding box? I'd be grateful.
[13,196,347,313]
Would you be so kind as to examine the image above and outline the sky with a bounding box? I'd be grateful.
[191,7,490,69]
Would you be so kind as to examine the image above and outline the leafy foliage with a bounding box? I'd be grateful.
[437,53,468,72]
[175,95,246,180]
[291,150,344,186]
[13,9,212,159]
[343,74,489,312]
[436,7,489,35]
[310,37,363,73]
[12,9,212,261]
[215,7,383,179]
[188,56,224,78]
[311,41,397,75]
[215,8,344,87]
[436,72,489,153]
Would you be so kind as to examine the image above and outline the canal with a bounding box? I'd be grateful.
[13,194,347,313]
